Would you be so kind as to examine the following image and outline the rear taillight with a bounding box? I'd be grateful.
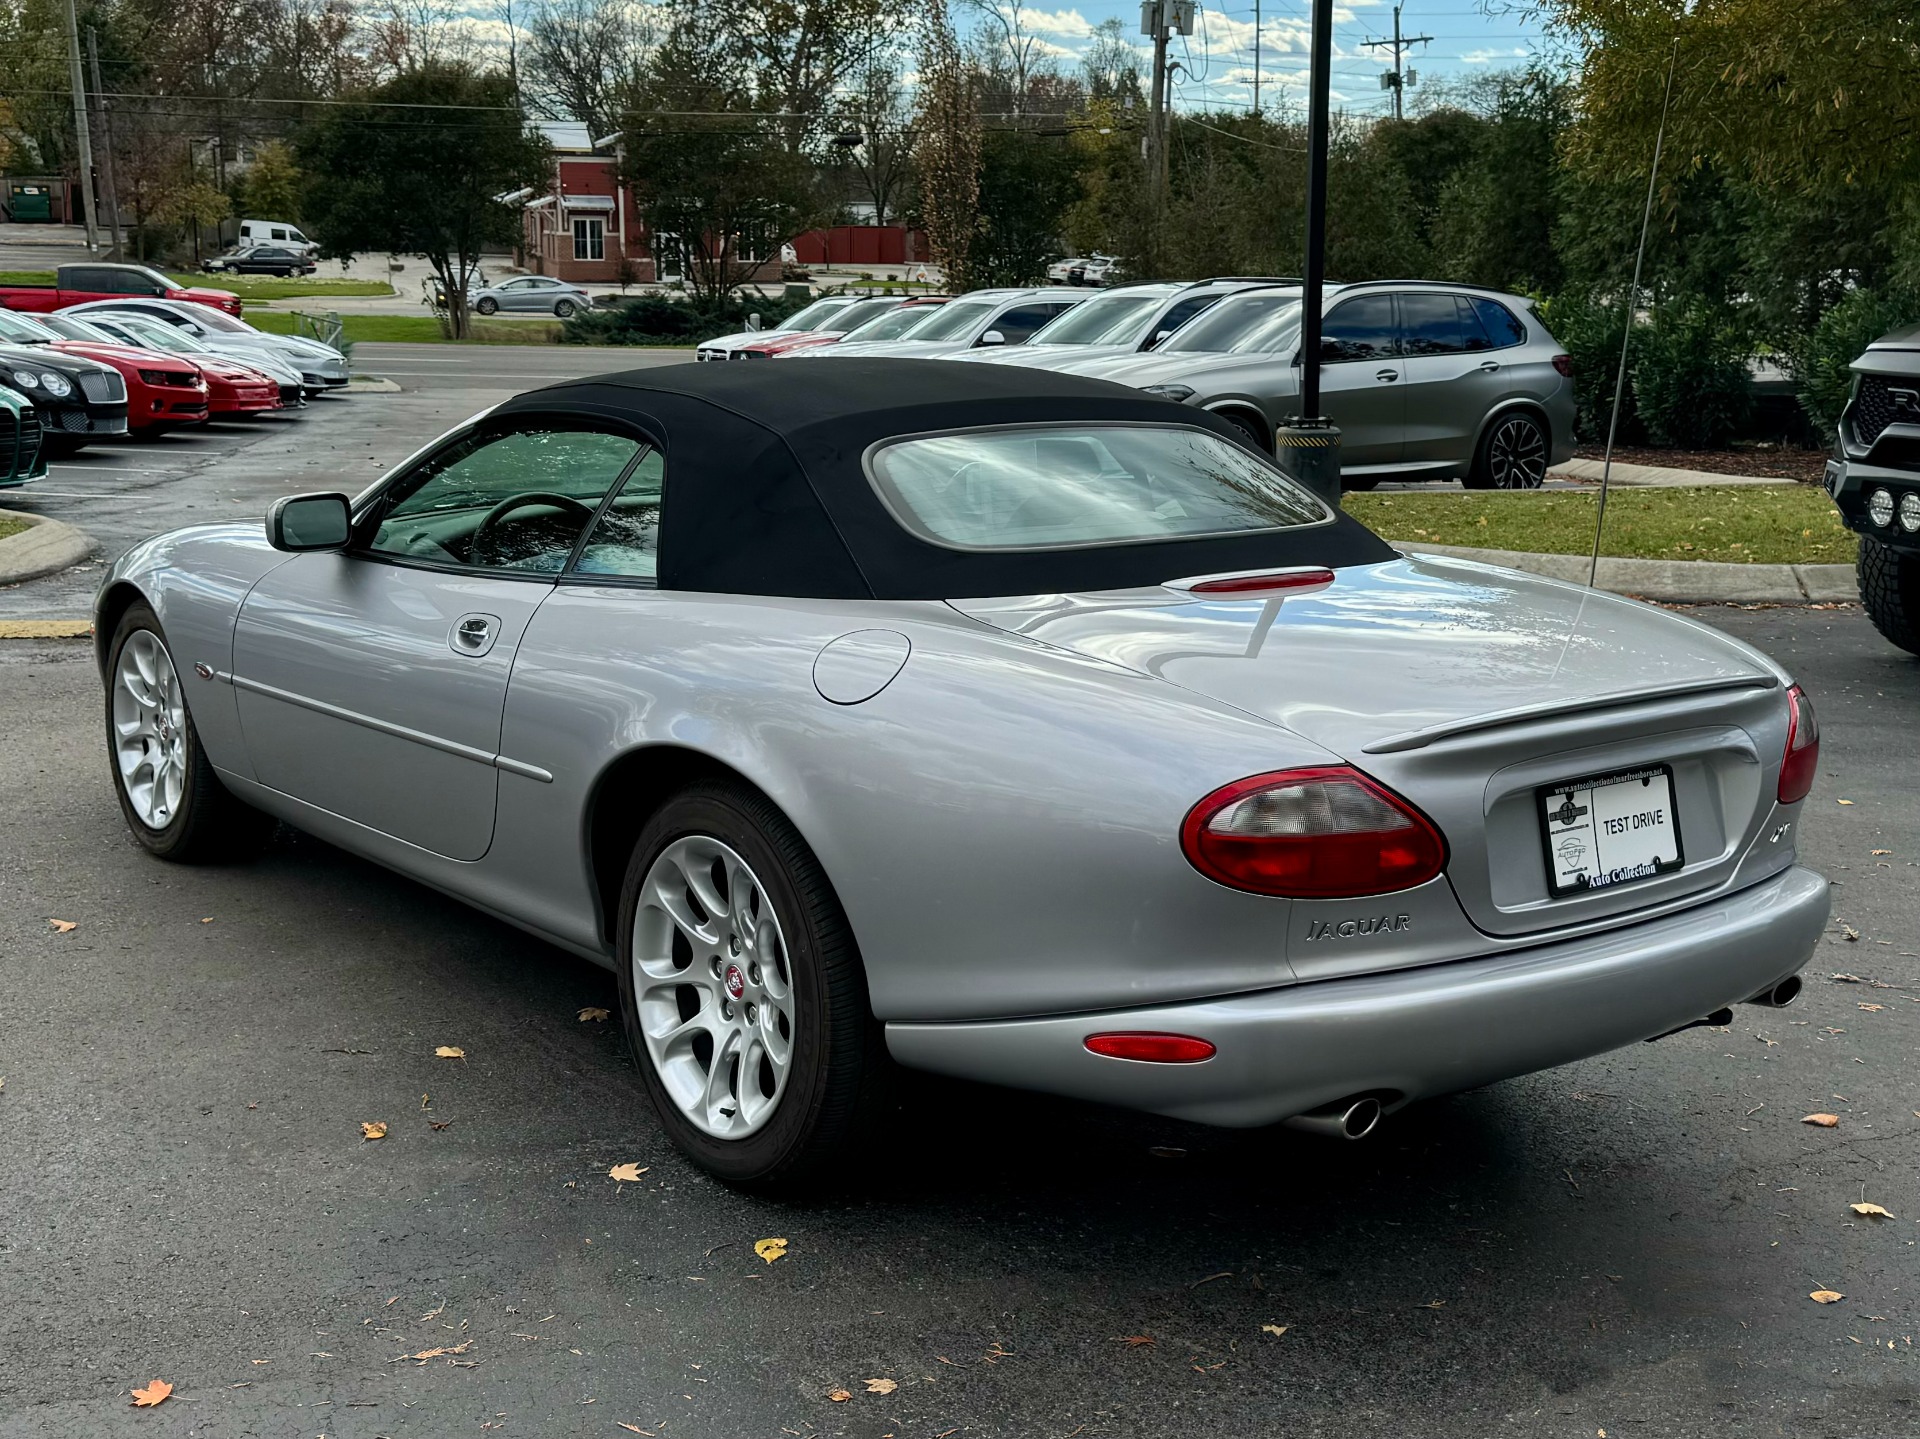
[1552,353,1572,377]
[1181,766,1447,898]
[1778,683,1819,804]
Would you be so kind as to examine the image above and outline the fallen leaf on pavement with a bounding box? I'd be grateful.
[1810,1290,1845,1304]
[1801,1113,1840,1127]
[1850,1203,1895,1219]
[200,917,213,924]
[864,1378,898,1394]
[130,1379,173,1407]
[396,1340,473,1363]
[361,1121,388,1140]
[1261,1324,1288,1337]
[827,1389,852,1403]
[1115,1335,1155,1347]
[578,1007,610,1022]
[429,1119,452,1131]
[1837,799,1854,805]
[1858,1004,1885,1012]
[1871,850,1891,856]
[754,1237,789,1264]
[608,1163,648,1183]
[616,1425,656,1435]
[48,919,76,933]
[435,1045,466,1059]
[1842,926,1861,941]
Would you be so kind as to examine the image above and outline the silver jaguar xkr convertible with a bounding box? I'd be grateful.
[95,361,1828,1188]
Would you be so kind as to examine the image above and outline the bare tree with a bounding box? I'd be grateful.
[522,0,659,138]
[913,0,980,290]
[835,55,914,224]
[964,0,1052,117]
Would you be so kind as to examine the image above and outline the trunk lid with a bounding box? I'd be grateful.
[954,555,1788,939]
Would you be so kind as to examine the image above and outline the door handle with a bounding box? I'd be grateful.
[449,613,499,656]
[1375,368,1399,382]
[1478,361,1501,372]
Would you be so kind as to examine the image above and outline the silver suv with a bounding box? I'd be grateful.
[1051,281,1576,490]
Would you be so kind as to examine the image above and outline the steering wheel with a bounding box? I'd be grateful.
[469,491,596,562]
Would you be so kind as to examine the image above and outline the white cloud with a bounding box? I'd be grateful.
[1018,5,1097,40]
[1460,45,1531,63]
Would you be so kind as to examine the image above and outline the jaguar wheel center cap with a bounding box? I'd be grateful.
[724,963,746,1000]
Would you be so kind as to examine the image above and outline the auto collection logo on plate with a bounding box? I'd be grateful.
[1539,765,1684,897]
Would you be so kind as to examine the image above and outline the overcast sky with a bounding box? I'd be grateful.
[988,0,1549,115]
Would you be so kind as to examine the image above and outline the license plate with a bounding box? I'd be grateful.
[1538,765,1683,898]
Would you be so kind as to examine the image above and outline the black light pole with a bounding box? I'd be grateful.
[1275,0,1342,508]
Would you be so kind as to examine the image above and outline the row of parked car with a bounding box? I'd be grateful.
[697,278,1578,491]
[0,266,352,486]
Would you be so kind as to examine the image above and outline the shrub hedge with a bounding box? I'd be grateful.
[558,292,821,346]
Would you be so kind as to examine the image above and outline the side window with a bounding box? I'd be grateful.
[573,450,665,579]
[1471,296,1528,349]
[989,304,1068,344]
[1155,294,1217,337]
[367,427,644,574]
[270,228,288,241]
[1399,293,1492,355]
[1319,294,1397,361]
[66,267,110,291]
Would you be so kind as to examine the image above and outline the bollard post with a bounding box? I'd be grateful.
[1273,419,1343,510]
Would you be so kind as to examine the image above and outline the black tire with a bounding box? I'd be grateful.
[104,603,273,863]
[1224,411,1271,454]
[1858,536,1920,656]
[554,299,577,319]
[474,297,499,316]
[1468,410,1550,490]
[615,780,888,1190]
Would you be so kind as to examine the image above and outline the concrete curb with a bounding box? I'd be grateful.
[345,376,401,393]
[1399,542,1856,604]
[0,508,96,585]
[1547,457,1806,488]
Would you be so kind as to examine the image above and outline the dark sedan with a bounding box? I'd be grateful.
[0,343,129,453]
[203,246,319,278]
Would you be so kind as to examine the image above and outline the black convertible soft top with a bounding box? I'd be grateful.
[493,357,1393,599]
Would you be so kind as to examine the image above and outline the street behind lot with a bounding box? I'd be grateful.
[2,345,1918,1437]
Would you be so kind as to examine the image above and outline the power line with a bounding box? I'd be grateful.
[1360,2,1432,119]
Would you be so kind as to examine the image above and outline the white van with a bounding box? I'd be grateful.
[237,219,318,255]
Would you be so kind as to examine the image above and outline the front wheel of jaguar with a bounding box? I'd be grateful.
[1467,410,1550,490]
[105,603,272,862]
[616,781,889,1190]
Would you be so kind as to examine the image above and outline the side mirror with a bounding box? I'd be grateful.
[266,493,352,552]
[978,329,1006,346]
[1150,329,1174,348]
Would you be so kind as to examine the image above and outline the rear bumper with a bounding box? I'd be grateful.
[885,865,1829,1128]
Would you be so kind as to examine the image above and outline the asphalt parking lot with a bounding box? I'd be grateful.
[2,348,1917,1437]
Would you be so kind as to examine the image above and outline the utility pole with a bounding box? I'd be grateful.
[61,0,99,251]
[1362,3,1431,121]
[1252,0,1261,115]
[1272,0,1342,508]
[87,27,125,259]
[1141,0,1194,214]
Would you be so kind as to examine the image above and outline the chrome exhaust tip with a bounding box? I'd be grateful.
[1283,1095,1383,1141]
[1744,975,1803,1009]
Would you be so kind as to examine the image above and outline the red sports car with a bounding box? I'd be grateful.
[0,306,207,431]
[37,313,281,418]
[728,295,929,358]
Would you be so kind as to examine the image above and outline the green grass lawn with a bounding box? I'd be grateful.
[0,514,30,542]
[0,269,392,300]
[244,312,561,344]
[1344,485,1857,565]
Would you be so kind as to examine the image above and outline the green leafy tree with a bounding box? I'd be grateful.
[912,0,982,292]
[971,128,1082,286]
[295,63,549,338]
[239,140,304,221]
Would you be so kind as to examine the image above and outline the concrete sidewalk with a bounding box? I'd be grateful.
[1402,541,1855,604]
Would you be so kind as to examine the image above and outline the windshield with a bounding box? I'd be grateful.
[782,296,856,331]
[117,318,210,354]
[823,298,906,334]
[35,314,117,343]
[868,424,1328,551]
[1164,292,1302,353]
[0,311,58,343]
[1027,292,1167,346]
[904,301,995,342]
[847,304,948,342]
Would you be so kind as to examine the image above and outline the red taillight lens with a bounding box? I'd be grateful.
[1778,683,1819,805]
[1181,766,1448,898]
[1084,1032,1216,1063]
[1552,353,1572,377]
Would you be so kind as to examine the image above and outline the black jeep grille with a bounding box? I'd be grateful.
[1852,373,1920,447]
[1,404,42,479]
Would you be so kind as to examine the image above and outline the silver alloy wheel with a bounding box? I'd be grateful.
[1486,414,1549,489]
[111,629,188,830]
[633,835,796,1140]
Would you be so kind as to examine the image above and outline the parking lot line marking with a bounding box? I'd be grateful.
[0,619,91,638]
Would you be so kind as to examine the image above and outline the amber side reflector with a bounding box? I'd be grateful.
[1084,1032,1217,1063]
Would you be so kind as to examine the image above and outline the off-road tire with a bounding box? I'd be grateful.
[105,603,274,862]
[615,781,889,1191]
[1858,536,1920,656]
